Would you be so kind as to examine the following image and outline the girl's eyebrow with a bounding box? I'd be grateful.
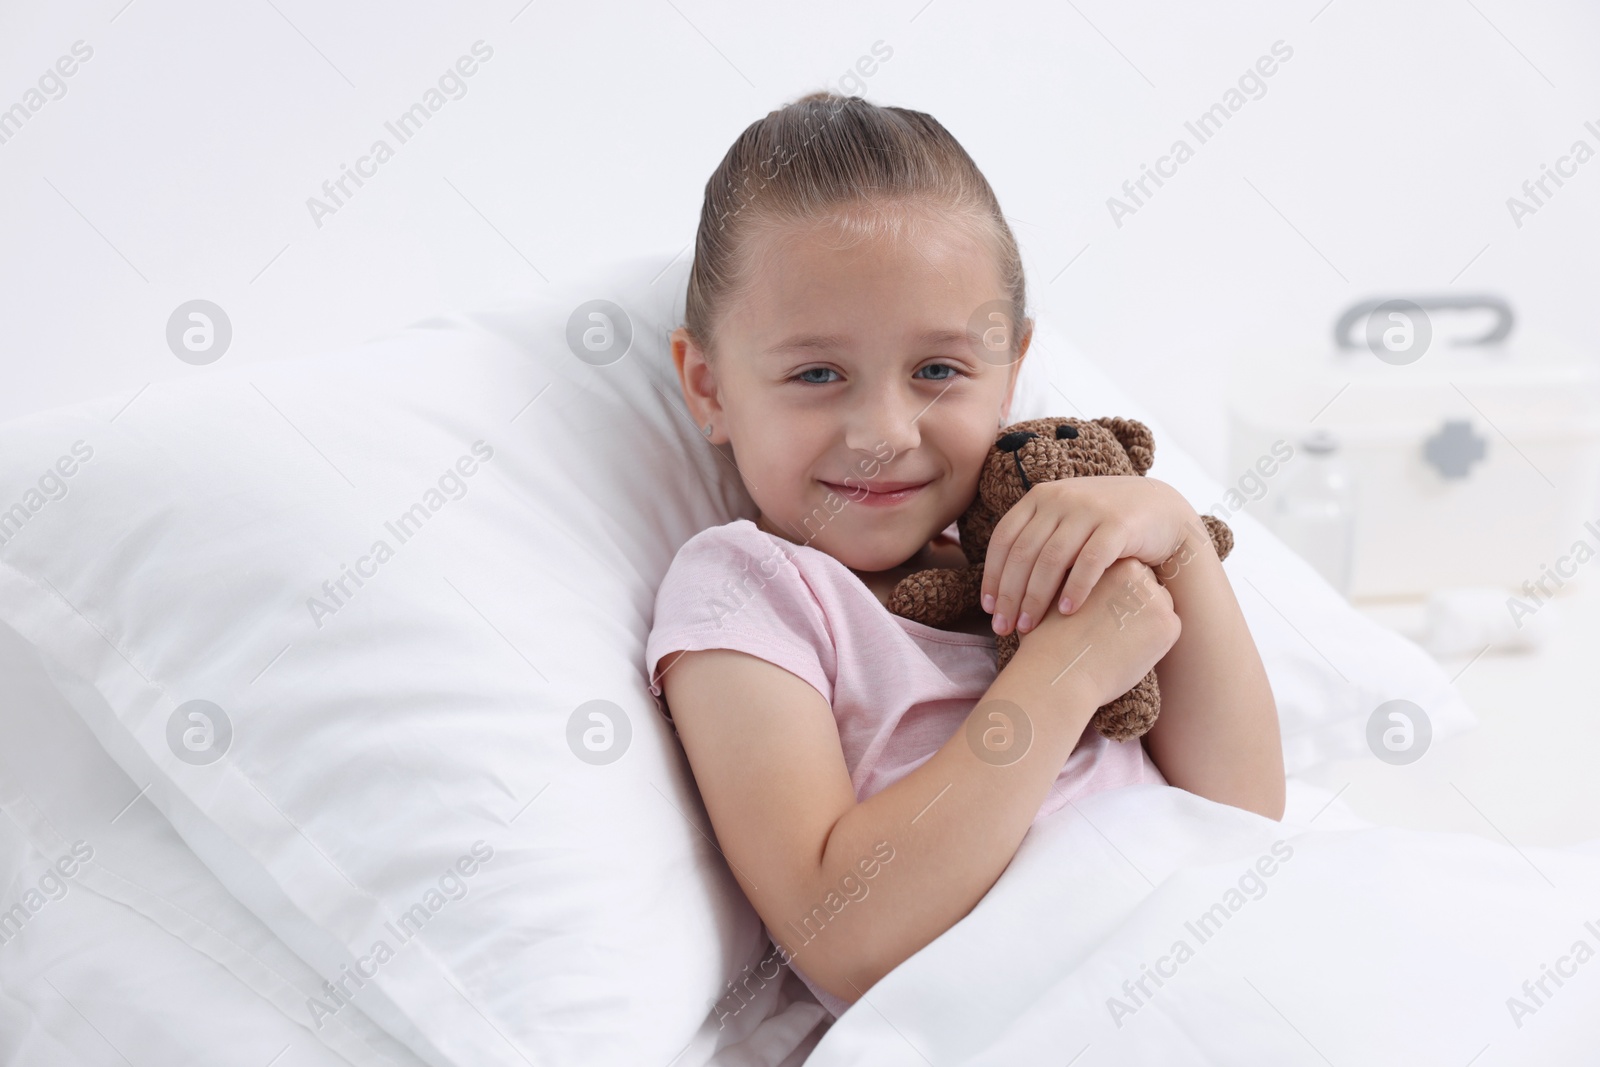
[767,333,846,355]
[767,327,971,355]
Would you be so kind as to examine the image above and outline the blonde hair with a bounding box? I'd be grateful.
[683,90,1028,362]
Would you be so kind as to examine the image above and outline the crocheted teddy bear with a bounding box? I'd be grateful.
[888,415,1234,742]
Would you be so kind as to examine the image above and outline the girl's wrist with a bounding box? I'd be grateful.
[1153,511,1217,586]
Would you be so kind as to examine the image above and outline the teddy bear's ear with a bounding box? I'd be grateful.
[1092,416,1155,475]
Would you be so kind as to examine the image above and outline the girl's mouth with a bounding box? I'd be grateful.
[821,479,933,507]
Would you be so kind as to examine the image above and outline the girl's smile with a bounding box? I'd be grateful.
[819,477,935,507]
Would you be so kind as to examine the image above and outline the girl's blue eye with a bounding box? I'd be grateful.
[788,363,965,385]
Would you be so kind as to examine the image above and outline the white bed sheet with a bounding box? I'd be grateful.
[802,777,1600,1064]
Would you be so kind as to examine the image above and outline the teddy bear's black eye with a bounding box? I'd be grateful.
[1056,424,1078,439]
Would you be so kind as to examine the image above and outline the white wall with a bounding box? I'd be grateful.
[3,0,1597,482]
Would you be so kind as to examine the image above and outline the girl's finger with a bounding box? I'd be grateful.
[987,514,1060,636]
[980,495,1036,618]
[1014,523,1084,634]
[1058,520,1130,617]
[985,518,1062,633]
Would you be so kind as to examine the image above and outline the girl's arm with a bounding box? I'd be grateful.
[978,475,1285,821]
[661,556,1181,1005]
[1143,513,1286,820]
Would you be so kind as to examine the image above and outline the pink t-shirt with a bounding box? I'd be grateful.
[644,517,1166,1018]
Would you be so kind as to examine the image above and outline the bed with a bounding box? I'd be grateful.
[2,251,1595,1065]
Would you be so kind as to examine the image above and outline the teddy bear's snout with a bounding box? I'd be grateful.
[996,431,1044,493]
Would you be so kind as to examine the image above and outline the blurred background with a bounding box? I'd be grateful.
[3,0,1598,840]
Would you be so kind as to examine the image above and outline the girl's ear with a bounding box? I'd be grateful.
[998,322,1033,423]
[672,326,724,437]
[1091,416,1155,475]
[671,326,703,383]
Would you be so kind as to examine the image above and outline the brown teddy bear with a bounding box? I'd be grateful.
[888,416,1233,742]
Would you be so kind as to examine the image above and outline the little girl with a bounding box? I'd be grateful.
[645,91,1284,1019]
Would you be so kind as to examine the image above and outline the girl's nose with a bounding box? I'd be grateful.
[845,386,924,456]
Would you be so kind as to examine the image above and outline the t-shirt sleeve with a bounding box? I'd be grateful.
[645,525,837,708]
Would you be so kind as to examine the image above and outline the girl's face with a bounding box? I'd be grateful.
[672,211,1030,574]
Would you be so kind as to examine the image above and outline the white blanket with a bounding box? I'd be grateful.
[803,780,1600,1065]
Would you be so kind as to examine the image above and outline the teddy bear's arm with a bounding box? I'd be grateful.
[1199,513,1234,563]
[889,566,984,627]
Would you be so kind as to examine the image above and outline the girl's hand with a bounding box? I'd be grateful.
[980,476,1203,636]
[1012,556,1181,710]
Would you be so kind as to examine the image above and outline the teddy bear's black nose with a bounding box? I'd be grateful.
[997,431,1036,453]
[1056,424,1078,439]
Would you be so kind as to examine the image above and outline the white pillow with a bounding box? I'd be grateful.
[0,618,427,1065]
[0,249,1470,1064]
[0,252,810,1065]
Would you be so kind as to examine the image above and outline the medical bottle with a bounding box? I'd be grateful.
[1271,429,1357,597]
